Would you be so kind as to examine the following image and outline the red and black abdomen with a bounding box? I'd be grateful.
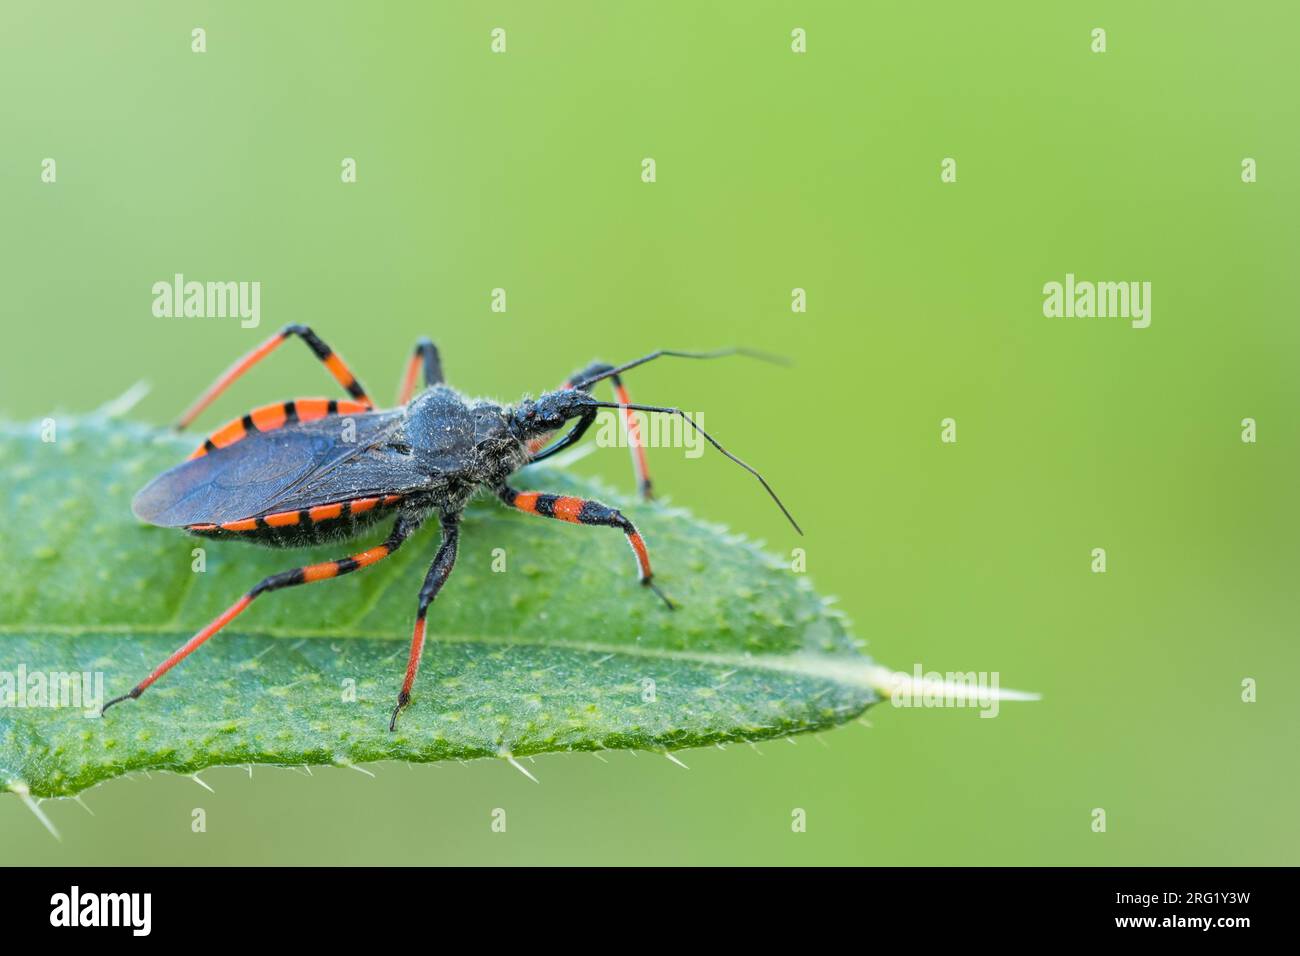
[184,493,408,547]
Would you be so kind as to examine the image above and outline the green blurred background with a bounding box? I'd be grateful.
[2,1,1297,865]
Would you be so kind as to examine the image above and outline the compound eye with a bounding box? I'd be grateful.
[526,410,536,419]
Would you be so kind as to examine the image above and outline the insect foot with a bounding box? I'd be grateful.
[389,692,411,732]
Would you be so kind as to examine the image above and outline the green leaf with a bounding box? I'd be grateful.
[0,415,881,798]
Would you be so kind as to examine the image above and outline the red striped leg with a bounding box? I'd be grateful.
[390,516,460,731]
[186,397,372,459]
[396,337,444,405]
[497,485,673,608]
[176,324,373,430]
[103,514,421,713]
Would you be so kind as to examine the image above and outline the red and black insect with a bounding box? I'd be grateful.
[104,325,800,729]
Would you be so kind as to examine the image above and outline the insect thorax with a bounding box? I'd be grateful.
[404,387,528,497]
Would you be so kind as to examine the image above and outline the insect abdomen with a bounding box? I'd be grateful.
[186,495,405,547]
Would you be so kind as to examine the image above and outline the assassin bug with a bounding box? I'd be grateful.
[105,324,801,729]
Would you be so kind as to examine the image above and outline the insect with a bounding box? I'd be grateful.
[104,325,801,729]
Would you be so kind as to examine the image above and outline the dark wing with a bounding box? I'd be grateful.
[133,410,418,527]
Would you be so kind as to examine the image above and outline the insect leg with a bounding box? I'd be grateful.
[175,324,373,429]
[527,362,653,500]
[396,337,444,404]
[103,513,423,713]
[389,514,460,731]
[496,485,674,609]
[185,397,372,459]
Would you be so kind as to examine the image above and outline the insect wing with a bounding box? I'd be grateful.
[132,410,408,527]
